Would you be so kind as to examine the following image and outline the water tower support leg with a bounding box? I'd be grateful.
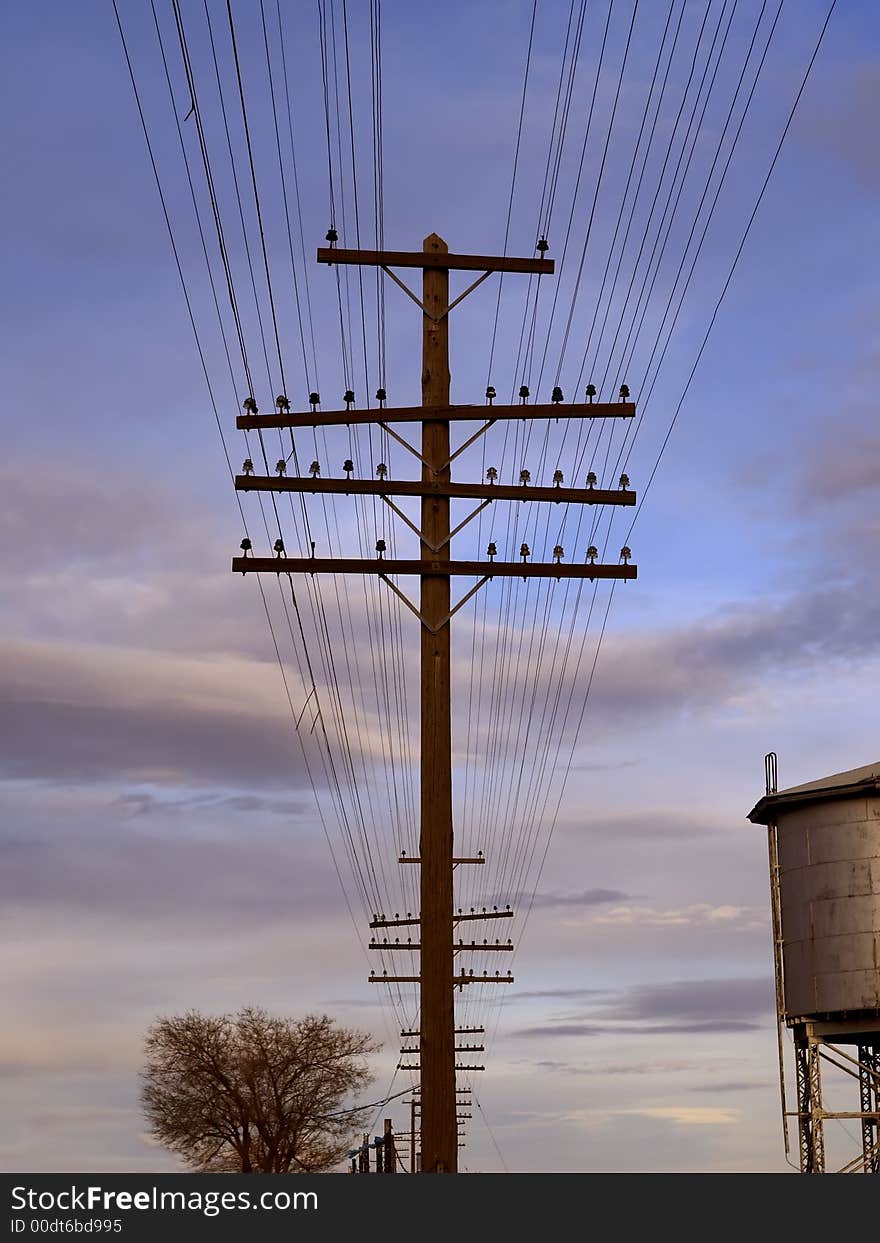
[859,1044,879,1173]
[795,1025,826,1173]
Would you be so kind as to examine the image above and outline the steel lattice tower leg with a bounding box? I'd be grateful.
[795,1026,825,1173]
[859,1044,879,1173]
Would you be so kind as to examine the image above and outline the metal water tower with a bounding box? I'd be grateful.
[748,755,880,1173]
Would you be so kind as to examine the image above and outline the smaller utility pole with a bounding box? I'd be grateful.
[383,1118,397,1173]
[410,1099,417,1175]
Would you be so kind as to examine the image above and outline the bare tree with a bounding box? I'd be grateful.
[142,1008,378,1172]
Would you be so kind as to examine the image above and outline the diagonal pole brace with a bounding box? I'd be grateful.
[380,495,426,545]
[380,496,492,553]
[444,269,492,315]
[382,265,433,317]
[379,421,430,467]
[382,265,493,322]
[444,419,496,470]
[379,574,490,633]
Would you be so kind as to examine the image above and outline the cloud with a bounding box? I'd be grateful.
[512,977,773,1039]
[510,988,605,1002]
[514,1020,761,1038]
[607,977,773,1024]
[456,583,880,766]
[114,791,310,818]
[589,590,880,721]
[525,888,631,908]
[797,62,880,191]
[689,1081,770,1094]
[615,1107,740,1127]
[0,638,314,790]
[798,432,880,505]
[589,903,754,928]
[0,461,172,573]
[0,819,334,927]
[558,810,710,841]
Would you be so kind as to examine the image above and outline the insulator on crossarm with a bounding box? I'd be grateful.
[587,544,598,564]
[619,473,630,490]
[552,469,563,487]
[487,542,497,561]
[242,458,254,475]
[551,386,563,404]
[275,459,286,476]
[343,459,354,477]
[619,383,630,401]
[520,543,530,562]
[518,385,529,404]
[486,466,498,484]
[275,394,290,412]
[343,389,355,410]
[553,545,564,563]
[376,462,388,480]
[309,460,320,477]
[309,391,320,412]
[587,471,597,488]
[325,226,338,245]
[242,396,258,414]
[485,385,496,405]
[536,236,549,254]
[620,546,632,564]
[375,539,386,558]
[585,383,596,403]
[239,538,251,555]
[519,469,531,486]
[273,538,285,557]
[375,387,386,407]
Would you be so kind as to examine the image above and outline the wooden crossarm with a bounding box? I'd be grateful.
[317,246,553,274]
[234,474,636,507]
[232,556,636,581]
[236,400,634,430]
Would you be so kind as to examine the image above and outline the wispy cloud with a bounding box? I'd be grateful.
[523,888,631,908]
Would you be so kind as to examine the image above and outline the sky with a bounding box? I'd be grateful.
[1,0,879,1174]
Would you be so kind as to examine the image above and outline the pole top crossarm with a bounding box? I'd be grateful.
[317,246,553,275]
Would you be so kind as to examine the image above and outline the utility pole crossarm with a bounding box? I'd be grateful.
[369,909,512,929]
[400,1029,484,1037]
[370,972,514,984]
[237,400,633,430]
[371,941,512,951]
[235,475,636,507]
[233,556,636,581]
[317,246,553,274]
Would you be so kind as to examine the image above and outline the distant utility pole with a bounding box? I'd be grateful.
[233,233,637,1173]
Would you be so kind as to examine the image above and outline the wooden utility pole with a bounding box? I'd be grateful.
[383,1118,397,1174]
[232,232,638,1174]
[419,234,455,1172]
[411,1098,417,1174]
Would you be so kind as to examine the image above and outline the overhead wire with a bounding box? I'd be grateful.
[111,0,391,1020]
[117,0,839,1114]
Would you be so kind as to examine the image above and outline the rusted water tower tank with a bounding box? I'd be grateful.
[748,759,880,1173]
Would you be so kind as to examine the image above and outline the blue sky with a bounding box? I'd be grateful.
[2,0,879,1172]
